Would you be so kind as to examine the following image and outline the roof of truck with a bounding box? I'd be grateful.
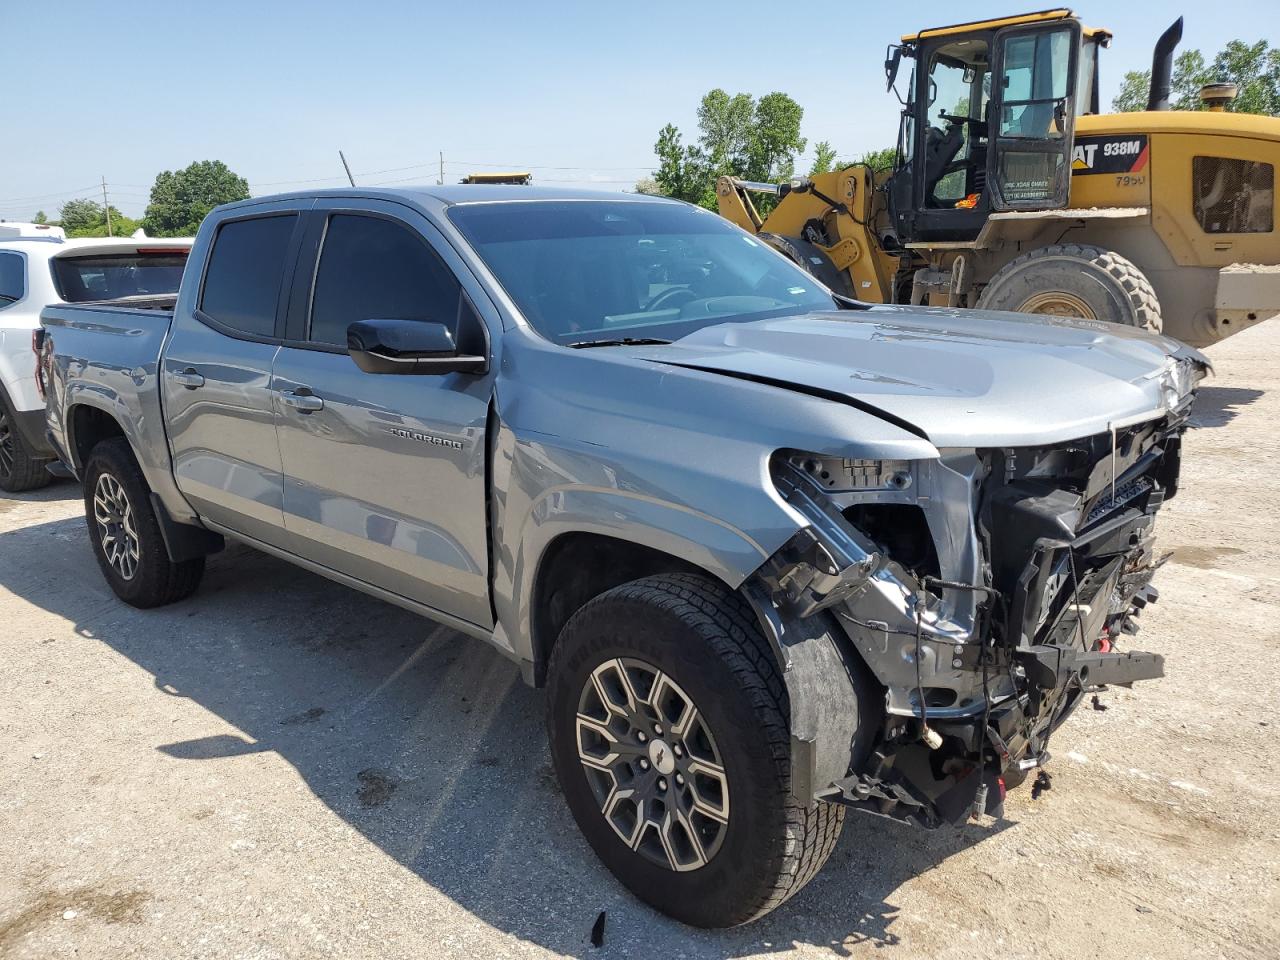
[222,185,680,212]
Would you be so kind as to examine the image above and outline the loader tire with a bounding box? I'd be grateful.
[976,243,1162,334]
[757,232,856,298]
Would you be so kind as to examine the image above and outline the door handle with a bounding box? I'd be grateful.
[280,389,324,413]
[171,368,205,389]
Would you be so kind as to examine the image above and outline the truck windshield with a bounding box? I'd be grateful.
[51,252,188,303]
[448,201,835,345]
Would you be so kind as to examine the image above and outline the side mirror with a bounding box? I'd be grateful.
[347,318,488,375]
[885,45,902,93]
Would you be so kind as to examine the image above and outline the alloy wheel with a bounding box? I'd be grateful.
[575,657,730,872]
[93,472,140,580]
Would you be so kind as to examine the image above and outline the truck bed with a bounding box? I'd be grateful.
[40,299,180,514]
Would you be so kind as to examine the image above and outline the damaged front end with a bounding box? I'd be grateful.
[751,396,1198,828]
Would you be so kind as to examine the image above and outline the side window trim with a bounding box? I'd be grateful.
[0,250,27,309]
[285,205,467,352]
[193,210,305,344]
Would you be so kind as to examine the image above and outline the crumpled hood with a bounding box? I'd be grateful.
[629,306,1210,448]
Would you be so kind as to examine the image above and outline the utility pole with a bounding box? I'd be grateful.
[339,150,356,187]
[438,151,444,185]
[101,176,113,237]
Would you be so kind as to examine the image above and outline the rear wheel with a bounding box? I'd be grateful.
[976,243,1162,334]
[0,395,52,493]
[83,438,204,608]
[546,573,848,927]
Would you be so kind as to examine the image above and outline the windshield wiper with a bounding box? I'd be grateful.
[567,336,674,349]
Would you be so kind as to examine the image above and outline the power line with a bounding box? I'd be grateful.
[0,184,102,204]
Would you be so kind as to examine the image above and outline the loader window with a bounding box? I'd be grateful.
[923,40,989,207]
[996,29,1071,139]
[1193,158,1274,234]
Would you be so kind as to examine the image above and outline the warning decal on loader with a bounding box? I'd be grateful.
[1070,135,1149,176]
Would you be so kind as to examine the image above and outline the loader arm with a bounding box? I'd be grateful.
[715,177,767,232]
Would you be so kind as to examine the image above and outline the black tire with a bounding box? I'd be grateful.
[546,573,854,928]
[757,232,856,298]
[82,437,204,608]
[0,394,52,493]
[976,243,1162,334]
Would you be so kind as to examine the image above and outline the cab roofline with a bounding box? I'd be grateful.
[213,185,684,214]
[902,7,1074,42]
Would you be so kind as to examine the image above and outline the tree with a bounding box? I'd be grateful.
[647,90,808,210]
[856,147,898,174]
[809,141,838,176]
[59,198,106,234]
[32,210,47,224]
[56,198,138,237]
[651,123,711,206]
[143,160,250,236]
[1112,38,1280,115]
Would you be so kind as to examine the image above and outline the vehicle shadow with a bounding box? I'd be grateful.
[0,513,1008,957]
[1189,385,1264,428]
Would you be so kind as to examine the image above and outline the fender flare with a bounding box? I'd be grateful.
[742,575,880,804]
[507,486,780,664]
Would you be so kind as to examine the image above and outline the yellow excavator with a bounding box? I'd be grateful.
[716,9,1279,347]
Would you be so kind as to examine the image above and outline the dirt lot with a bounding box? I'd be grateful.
[2,321,1279,960]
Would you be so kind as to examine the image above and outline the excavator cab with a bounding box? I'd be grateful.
[885,10,1090,243]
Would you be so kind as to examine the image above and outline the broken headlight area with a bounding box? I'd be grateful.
[762,411,1190,827]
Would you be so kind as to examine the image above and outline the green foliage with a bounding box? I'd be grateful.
[72,214,141,238]
[809,141,838,175]
[652,123,713,207]
[59,198,106,234]
[1112,39,1280,115]
[32,210,47,224]
[856,147,897,174]
[57,199,136,237]
[644,90,808,210]
[143,160,250,237]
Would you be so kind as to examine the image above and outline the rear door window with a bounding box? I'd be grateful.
[199,215,297,337]
[308,214,461,346]
[51,252,188,303]
[0,252,24,305]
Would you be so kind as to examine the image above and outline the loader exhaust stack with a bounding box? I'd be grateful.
[1147,17,1185,111]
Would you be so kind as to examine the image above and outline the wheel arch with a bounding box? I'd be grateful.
[525,529,729,688]
[67,401,128,474]
[68,400,219,561]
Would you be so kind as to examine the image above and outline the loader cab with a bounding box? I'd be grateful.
[885,10,1087,244]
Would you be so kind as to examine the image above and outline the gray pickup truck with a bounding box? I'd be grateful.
[39,186,1207,927]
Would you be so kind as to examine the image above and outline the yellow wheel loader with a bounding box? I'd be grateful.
[716,9,1279,348]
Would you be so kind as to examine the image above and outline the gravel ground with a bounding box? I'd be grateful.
[2,321,1279,960]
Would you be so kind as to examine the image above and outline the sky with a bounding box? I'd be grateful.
[2,0,1276,222]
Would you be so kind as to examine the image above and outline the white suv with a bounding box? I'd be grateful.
[0,223,191,490]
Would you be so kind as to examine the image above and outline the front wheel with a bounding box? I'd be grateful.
[976,243,1162,334]
[546,573,847,927]
[83,438,204,608]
